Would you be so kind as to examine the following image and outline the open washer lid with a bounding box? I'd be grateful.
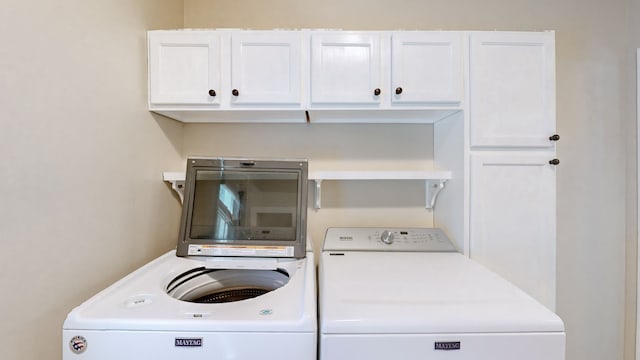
[176,157,308,258]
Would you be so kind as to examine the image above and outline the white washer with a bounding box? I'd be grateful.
[319,227,565,360]
[63,158,316,360]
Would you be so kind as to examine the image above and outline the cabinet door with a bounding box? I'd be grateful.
[470,152,557,310]
[310,32,382,105]
[230,32,303,106]
[391,32,462,104]
[148,31,221,106]
[469,32,555,147]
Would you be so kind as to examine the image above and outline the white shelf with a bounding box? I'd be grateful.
[308,169,451,209]
[309,169,451,180]
[163,169,452,209]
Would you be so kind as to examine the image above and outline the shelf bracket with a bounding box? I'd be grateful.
[163,172,185,205]
[172,180,185,205]
[313,179,323,209]
[425,179,447,209]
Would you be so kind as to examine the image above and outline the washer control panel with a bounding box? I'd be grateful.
[323,227,457,252]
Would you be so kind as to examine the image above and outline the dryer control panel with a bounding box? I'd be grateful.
[323,227,457,252]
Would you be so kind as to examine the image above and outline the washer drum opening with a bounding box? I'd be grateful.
[166,267,290,303]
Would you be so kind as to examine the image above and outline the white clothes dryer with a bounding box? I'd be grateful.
[63,158,316,360]
[319,227,565,360]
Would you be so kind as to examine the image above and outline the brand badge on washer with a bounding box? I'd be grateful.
[175,337,203,347]
[69,335,87,354]
[434,341,461,351]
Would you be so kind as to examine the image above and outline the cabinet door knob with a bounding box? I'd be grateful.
[232,89,239,96]
[549,134,560,141]
[374,88,381,96]
[208,89,216,97]
[395,87,403,95]
[549,159,560,165]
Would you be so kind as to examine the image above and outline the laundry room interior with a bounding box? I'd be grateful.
[1,0,639,360]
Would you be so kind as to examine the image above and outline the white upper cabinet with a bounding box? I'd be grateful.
[230,31,303,106]
[309,31,463,108]
[148,29,465,122]
[310,32,382,106]
[148,30,305,119]
[148,31,221,106]
[391,32,462,105]
[469,32,556,148]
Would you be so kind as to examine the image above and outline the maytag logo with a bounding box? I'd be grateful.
[175,338,203,347]
[434,341,461,351]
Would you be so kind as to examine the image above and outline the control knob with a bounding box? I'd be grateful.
[380,230,395,245]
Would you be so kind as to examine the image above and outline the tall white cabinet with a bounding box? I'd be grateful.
[149,29,559,311]
[468,31,558,310]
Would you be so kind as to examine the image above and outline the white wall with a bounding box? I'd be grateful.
[0,1,184,359]
[183,1,634,360]
[628,3,640,360]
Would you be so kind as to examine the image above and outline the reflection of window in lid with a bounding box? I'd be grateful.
[250,207,296,227]
[215,185,241,239]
